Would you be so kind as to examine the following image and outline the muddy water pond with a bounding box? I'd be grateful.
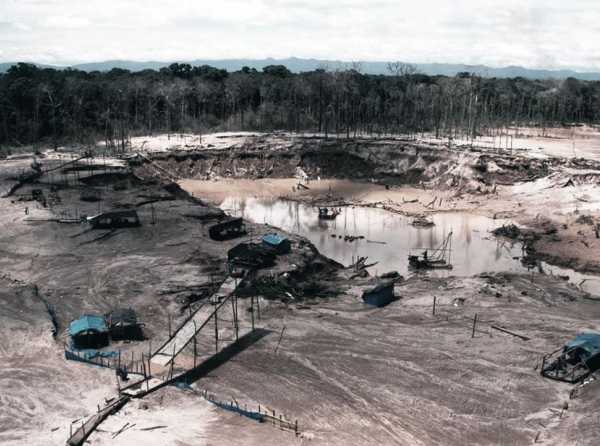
[220,196,600,295]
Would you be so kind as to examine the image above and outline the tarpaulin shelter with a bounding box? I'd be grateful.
[69,314,109,349]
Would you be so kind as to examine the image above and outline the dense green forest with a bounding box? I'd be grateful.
[1,62,599,148]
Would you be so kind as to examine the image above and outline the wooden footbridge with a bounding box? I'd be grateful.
[150,275,240,367]
[67,274,260,445]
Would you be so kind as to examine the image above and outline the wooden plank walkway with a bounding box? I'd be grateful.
[150,276,239,367]
[66,396,129,446]
[64,275,247,444]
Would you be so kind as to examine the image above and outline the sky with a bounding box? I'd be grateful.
[1,0,599,70]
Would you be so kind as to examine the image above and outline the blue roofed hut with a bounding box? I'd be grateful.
[262,233,291,254]
[69,314,109,349]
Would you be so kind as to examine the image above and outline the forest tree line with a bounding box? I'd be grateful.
[1,61,599,148]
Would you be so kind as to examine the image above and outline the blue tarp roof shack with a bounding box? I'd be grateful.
[542,333,600,383]
[262,233,291,254]
[69,315,109,349]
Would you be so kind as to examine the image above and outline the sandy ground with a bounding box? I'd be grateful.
[0,280,117,446]
[420,125,600,161]
[89,389,218,445]
[179,274,600,446]
[125,126,600,162]
[126,132,262,153]
[2,133,600,445]
[0,154,331,445]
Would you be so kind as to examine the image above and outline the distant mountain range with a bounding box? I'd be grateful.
[2,57,600,80]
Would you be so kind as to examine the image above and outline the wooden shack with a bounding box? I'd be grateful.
[87,210,140,229]
[209,217,247,241]
[105,308,143,341]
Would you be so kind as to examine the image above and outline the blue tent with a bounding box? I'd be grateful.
[262,233,291,254]
[69,315,110,349]
[564,333,600,359]
[69,314,108,336]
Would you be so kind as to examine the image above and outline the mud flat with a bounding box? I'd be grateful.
[1,131,600,445]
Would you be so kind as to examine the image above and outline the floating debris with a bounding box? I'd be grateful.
[411,215,435,228]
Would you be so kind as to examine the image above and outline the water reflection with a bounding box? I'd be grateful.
[222,197,517,275]
[221,196,600,295]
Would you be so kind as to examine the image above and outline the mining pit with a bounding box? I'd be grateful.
[1,132,600,445]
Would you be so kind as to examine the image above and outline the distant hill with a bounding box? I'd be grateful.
[2,58,600,80]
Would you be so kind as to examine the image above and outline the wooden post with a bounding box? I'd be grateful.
[193,321,198,368]
[214,308,219,353]
[295,419,298,435]
[274,326,286,354]
[145,362,150,392]
[234,295,239,341]
[169,343,176,380]
[432,296,437,316]
[231,294,237,337]
[251,295,255,330]
[472,313,478,338]
[257,297,261,321]
[118,350,121,369]
[168,314,172,338]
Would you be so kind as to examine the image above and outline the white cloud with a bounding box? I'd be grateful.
[0,0,598,70]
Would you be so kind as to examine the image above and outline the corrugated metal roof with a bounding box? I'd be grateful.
[262,233,288,246]
[69,314,108,336]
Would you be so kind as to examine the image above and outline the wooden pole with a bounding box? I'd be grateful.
[234,295,239,341]
[214,308,219,353]
[432,296,436,316]
[251,295,255,330]
[193,320,198,368]
[274,326,286,354]
[472,313,478,338]
[169,343,176,380]
[231,294,237,338]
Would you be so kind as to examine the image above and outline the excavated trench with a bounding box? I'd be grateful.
[146,138,559,190]
[143,136,600,296]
